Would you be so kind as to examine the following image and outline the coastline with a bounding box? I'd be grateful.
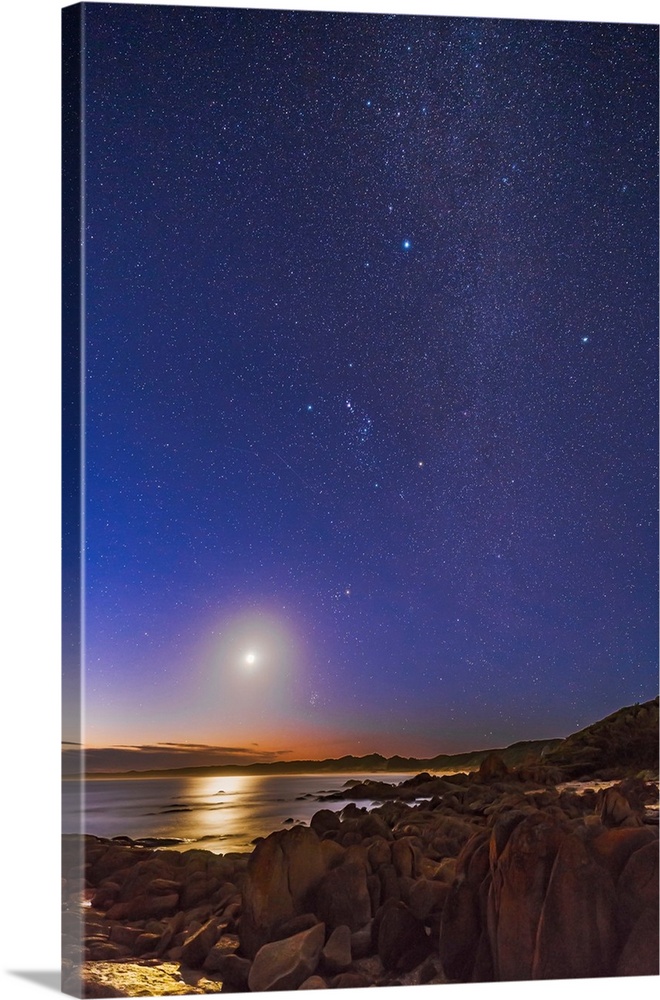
[63,762,659,996]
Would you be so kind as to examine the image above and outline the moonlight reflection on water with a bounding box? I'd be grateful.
[63,772,415,852]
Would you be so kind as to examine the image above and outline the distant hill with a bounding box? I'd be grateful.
[70,696,659,781]
[542,696,659,778]
[77,739,562,780]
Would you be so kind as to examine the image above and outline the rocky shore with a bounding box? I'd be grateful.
[62,757,659,997]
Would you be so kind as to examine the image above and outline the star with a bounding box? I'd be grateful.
[581,336,589,344]
[402,239,412,250]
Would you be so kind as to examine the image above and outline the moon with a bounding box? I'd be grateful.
[245,651,256,666]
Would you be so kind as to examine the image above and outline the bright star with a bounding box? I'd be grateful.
[306,404,313,411]
[581,336,589,344]
[402,239,411,250]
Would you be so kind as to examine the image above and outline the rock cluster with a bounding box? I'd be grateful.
[62,770,658,996]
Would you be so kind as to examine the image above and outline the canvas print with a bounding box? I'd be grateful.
[62,2,659,996]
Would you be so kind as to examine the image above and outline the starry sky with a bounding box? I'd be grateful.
[67,2,658,766]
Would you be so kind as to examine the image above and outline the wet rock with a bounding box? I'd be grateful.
[248,923,326,993]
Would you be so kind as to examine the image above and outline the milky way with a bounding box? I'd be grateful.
[70,4,658,756]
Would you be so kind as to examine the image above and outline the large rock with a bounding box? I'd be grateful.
[599,788,644,828]
[407,878,450,922]
[310,810,341,838]
[312,861,371,931]
[489,813,567,980]
[531,833,618,979]
[438,879,481,981]
[377,900,432,972]
[180,916,223,968]
[320,924,352,973]
[615,902,660,976]
[240,826,328,957]
[616,840,659,940]
[477,754,509,781]
[248,923,326,992]
[590,826,657,879]
[202,933,240,972]
[105,891,179,922]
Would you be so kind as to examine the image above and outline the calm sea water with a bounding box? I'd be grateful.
[62,772,415,853]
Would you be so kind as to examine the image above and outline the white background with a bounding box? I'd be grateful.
[0,1,656,998]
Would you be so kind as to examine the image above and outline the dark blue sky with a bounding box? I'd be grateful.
[72,2,657,761]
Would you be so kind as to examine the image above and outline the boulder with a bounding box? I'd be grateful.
[367,837,391,869]
[330,972,372,988]
[407,878,450,922]
[180,916,223,968]
[202,933,240,972]
[298,975,328,988]
[591,826,657,879]
[312,861,371,931]
[310,810,341,838]
[616,840,660,939]
[531,832,618,979]
[478,754,509,781]
[134,932,160,956]
[105,891,179,922]
[438,879,481,981]
[320,924,352,974]
[350,920,374,959]
[248,922,326,993]
[377,900,431,972]
[216,953,251,992]
[271,912,319,942]
[615,902,660,976]
[489,813,567,980]
[240,826,328,957]
[600,788,644,828]
[391,838,417,878]
[180,870,220,909]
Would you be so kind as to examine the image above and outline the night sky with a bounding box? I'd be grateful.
[70,2,658,766]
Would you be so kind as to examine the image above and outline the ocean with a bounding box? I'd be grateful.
[62,772,416,853]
